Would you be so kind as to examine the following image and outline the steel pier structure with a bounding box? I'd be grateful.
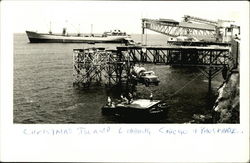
[73,45,236,91]
[116,46,230,66]
[73,48,134,88]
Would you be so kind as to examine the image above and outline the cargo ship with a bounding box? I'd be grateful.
[26,29,131,43]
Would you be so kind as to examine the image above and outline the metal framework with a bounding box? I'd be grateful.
[142,18,216,38]
[73,48,108,87]
[116,46,230,66]
[73,45,232,90]
[142,16,240,43]
[183,15,218,26]
[73,48,134,88]
[116,45,233,92]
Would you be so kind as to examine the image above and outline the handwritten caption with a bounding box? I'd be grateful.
[22,126,243,136]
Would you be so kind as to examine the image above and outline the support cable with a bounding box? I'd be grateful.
[169,73,203,97]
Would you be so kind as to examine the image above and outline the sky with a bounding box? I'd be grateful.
[1,1,248,34]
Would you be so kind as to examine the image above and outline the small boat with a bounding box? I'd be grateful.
[26,29,131,43]
[102,99,168,119]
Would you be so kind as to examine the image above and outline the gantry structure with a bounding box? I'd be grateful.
[142,15,240,43]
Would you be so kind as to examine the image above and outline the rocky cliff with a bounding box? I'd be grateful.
[213,70,239,123]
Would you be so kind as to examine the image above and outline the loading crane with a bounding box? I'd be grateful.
[183,15,218,26]
[142,15,240,43]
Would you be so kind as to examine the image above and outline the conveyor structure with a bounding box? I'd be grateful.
[142,15,240,43]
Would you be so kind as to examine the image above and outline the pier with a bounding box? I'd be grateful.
[73,44,238,92]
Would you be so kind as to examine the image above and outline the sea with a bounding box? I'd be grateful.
[14,33,223,123]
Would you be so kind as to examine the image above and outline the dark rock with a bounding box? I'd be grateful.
[213,72,239,123]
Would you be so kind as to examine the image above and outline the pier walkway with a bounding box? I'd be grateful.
[116,45,230,67]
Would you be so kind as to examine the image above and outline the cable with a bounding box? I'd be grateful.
[169,73,203,97]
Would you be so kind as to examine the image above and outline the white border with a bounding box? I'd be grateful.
[1,1,249,162]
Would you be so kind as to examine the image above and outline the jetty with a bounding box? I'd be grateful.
[73,44,238,92]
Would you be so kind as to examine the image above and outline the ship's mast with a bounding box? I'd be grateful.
[91,24,93,36]
[49,21,52,34]
[62,20,68,36]
[77,24,80,36]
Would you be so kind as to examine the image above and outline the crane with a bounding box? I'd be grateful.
[142,15,240,43]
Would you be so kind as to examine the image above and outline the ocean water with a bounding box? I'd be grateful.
[14,33,223,123]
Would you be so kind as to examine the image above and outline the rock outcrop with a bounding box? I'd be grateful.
[213,71,239,123]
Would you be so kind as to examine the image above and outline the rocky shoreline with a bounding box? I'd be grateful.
[213,70,239,123]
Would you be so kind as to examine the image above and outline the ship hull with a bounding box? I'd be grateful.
[26,31,129,43]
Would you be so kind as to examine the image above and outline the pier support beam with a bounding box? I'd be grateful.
[198,67,224,92]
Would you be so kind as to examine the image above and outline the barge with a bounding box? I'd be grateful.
[102,99,168,119]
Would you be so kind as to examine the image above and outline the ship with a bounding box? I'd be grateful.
[26,29,131,43]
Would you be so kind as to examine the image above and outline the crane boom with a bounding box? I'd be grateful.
[142,15,240,43]
[183,15,218,26]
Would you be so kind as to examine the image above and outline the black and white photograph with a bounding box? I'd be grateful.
[11,1,241,124]
[0,0,249,162]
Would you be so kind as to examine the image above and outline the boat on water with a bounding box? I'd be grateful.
[26,29,131,43]
[102,99,168,119]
